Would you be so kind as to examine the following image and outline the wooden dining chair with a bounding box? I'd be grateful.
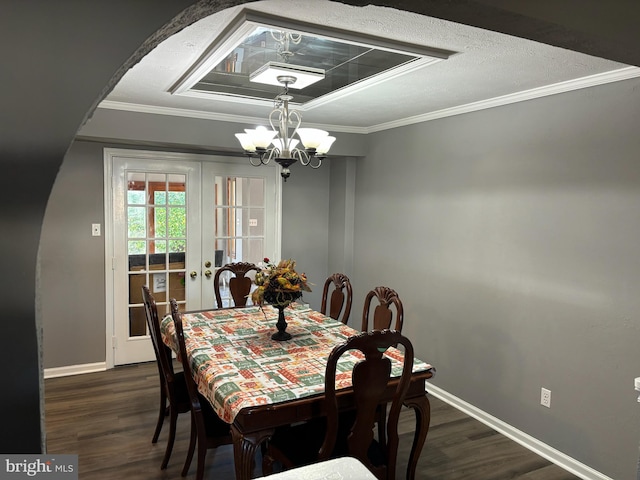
[320,273,353,324]
[361,286,404,333]
[142,285,191,469]
[169,298,232,480]
[213,261,260,308]
[263,329,415,480]
[361,286,405,448]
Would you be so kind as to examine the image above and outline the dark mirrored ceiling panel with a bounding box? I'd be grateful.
[173,10,454,106]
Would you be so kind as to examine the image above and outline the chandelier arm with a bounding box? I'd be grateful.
[267,148,279,164]
[293,149,322,169]
[288,110,302,148]
[270,97,303,155]
[248,155,264,167]
[268,108,281,135]
[307,157,323,169]
[292,148,310,166]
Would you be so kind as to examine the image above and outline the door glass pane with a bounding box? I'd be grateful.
[249,208,265,236]
[211,175,266,306]
[126,171,187,338]
[215,207,230,237]
[249,177,264,205]
[127,206,146,238]
[168,174,186,205]
[150,240,167,256]
[128,240,145,255]
[214,238,230,266]
[153,207,166,237]
[168,206,186,238]
[248,238,264,264]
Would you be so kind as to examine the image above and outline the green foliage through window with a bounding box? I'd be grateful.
[128,190,186,254]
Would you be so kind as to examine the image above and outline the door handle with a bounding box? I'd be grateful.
[204,269,212,278]
[190,271,198,278]
[204,261,211,268]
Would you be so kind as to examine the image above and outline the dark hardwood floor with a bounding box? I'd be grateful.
[45,362,579,479]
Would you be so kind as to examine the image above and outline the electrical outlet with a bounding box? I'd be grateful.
[541,387,551,408]
[92,223,101,237]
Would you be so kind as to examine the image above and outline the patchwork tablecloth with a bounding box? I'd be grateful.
[161,304,433,423]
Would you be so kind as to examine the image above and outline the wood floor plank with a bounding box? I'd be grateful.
[45,361,579,479]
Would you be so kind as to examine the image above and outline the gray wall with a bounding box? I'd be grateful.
[352,78,640,479]
[41,142,107,368]
[328,157,357,290]
[281,156,332,310]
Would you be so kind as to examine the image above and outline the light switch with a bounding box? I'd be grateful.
[92,223,101,236]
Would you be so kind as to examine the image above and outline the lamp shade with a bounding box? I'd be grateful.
[272,138,299,153]
[235,133,256,152]
[296,128,329,149]
[244,126,278,149]
[316,136,336,155]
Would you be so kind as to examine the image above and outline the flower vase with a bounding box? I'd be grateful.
[271,304,292,341]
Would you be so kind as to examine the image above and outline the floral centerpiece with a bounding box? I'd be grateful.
[252,258,311,306]
[252,258,311,340]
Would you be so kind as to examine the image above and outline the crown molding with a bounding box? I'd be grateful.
[98,66,640,136]
[368,66,640,132]
[97,100,368,134]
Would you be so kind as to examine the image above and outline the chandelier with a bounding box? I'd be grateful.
[234,32,335,181]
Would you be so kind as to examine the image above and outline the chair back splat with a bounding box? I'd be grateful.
[320,273,353,324]
[361,286,404,333]
[213,262,260,308]
[321,330,414,480]
[263,329,414,480]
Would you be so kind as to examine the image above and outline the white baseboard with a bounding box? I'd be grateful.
[44,362,107,379]
[426,383,612,480]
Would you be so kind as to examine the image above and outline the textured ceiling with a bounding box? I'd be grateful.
[101,0,638,133]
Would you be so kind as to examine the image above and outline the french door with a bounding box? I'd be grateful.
[105,149,280,366]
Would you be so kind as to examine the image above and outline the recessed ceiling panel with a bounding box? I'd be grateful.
[172,10,453,106]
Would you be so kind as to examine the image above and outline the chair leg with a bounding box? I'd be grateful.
[195,427,207,480]
[182,414,197,477]
[152,388,167,443]
[161,406,178,469]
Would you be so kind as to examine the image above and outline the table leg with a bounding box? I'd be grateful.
[403,394,431,480]
[231,424,274,480]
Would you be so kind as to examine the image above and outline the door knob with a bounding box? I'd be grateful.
[204,269,212,278]
[190,271,198,278]
[204,260,212,268]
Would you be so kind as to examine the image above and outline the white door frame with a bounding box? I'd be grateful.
[103,147,282,368]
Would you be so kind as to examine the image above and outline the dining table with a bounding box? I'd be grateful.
[160,303,435,480]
